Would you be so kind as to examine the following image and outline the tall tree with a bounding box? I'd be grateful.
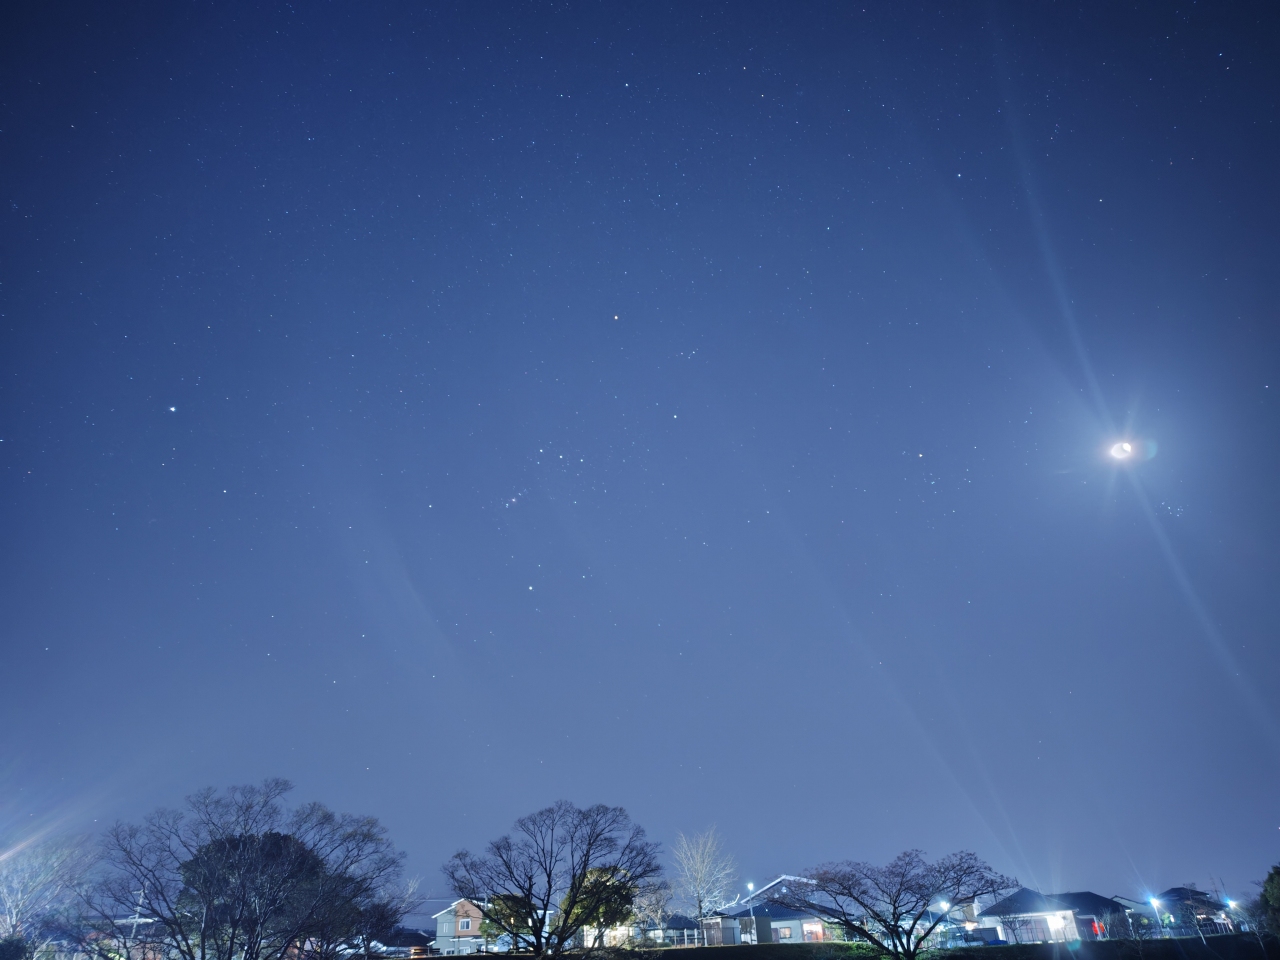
[443,800,661,959]
[78,779,410,960]
[1257,864,1280,936]
[670,829,736,919]
[0,836,92,957]
[770,850,1014,960]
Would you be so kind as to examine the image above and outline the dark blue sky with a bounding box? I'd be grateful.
[2,1,1278,908]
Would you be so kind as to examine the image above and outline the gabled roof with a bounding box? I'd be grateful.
[375,929,435,949]
[1050,892,1128,917]
[1157,888,1226,911]
[724,903,817,921]
[657,914,700,931]
[979,888,1125,919]
[739,875,810,909]
[979,889,1058,918]
[431,899,477,920]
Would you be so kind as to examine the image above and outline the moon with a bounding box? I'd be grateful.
[1109,441,1133,459]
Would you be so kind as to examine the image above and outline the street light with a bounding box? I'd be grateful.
[1150,899,1164,937]
[747,884,756,944]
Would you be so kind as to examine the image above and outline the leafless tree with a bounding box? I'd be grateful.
[77,779,409,960]
[770,850,1015,960]
[996,913,1033,945]
[0,836,93,956]
[1236,897,1273,951]
[627,881,672,944]
[1100,909,1161,960]
[1099,910,1132,941]
[442,800,661,959]
[670,829,736,920]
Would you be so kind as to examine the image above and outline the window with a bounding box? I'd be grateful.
[776,927,793,940]
[803,922,824,942]
[459,919,472,932]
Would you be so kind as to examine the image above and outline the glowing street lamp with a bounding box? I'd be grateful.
[1150,899,1164,937]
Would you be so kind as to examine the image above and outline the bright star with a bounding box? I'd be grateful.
[169,406,176,412]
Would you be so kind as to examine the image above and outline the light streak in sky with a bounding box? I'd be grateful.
[1005,102,1278,748]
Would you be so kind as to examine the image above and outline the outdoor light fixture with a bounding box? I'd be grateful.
[940,903,950,912]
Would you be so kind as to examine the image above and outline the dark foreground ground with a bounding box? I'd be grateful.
[593,936,1278,960]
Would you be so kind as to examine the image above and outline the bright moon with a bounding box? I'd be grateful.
[1110,441,1133,459]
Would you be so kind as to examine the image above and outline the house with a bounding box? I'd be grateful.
[593,914,702,948]
[724,902,834,944]
[719,876,840,945]
[433,900,486,955]
[368,927,436,959]
[979,889,1129,943]
[1153,887,1233,935]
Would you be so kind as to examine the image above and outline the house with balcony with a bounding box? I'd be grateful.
[432,899,486,955]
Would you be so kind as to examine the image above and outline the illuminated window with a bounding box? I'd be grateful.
[459,919,472,931]
[776,927,793,940]
[803,922,824,942]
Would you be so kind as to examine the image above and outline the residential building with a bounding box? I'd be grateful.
[979,889,1129,943]
[720,876,841,945]
[366,928,435,959]
[433,900,486,955]
[1153,887,1234,936]
[723,903,834,944]
[590,914,702,948]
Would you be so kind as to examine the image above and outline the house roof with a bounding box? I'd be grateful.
[979,888,1125,919]
[1048,893,1128,918]
[1157,888,1227,911]
[738,875,810,909]
[375,929,435,949]
[724,903,816,921]
[979,889,1058,918]
[662,914,699,930]
[431,899,476,920]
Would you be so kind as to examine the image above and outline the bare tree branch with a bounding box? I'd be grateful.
[770,850,1015,960]
[76,780,410,960]
[443,801,661,959]
[670,829,736,920]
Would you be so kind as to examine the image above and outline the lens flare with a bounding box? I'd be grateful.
[1109,441,1133,459]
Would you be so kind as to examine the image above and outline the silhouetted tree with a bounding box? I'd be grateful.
[1259,865,1280,935]
[0,937,31,960]
[442,801,661,958]
[78,780,411,960]
[770,850,1015,960]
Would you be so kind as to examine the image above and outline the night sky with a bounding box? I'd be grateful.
[2,2,1278,910]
